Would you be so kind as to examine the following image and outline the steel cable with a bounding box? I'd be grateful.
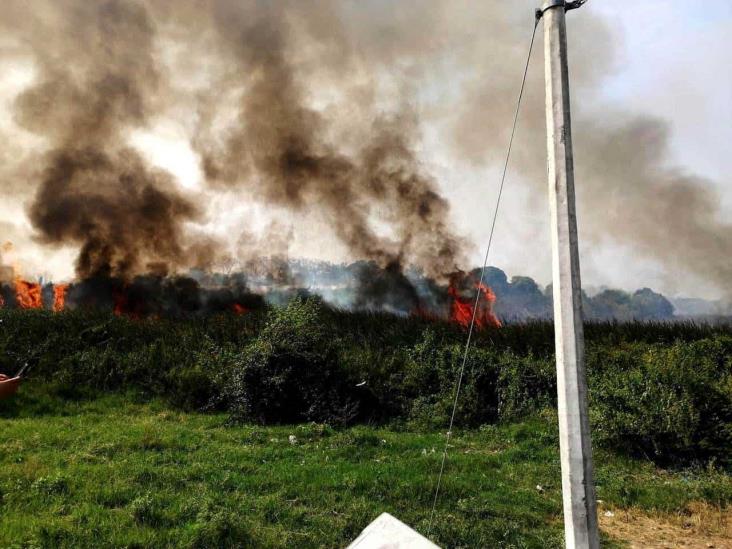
[426,16,542,536]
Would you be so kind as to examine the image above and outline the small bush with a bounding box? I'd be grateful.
[402,330,555,428]
[496,352,556,421]
[223,298,360,425]
[165,338,238,410]
[188,508,252,548]
[296,422,334,441]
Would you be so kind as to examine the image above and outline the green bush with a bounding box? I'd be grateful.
[496,352,556,421]
[401,331,556,428]
[398,330,732,465]
[129,493,164,526]
[165,338,239,410]
[588,336,732,464]
[222,298,361,425]
[402,331,500,428]
[1,306,731,465]
[31,474,69,496]
[188,507,253,548]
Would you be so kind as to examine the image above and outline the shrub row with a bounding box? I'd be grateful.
[1,299,731,464]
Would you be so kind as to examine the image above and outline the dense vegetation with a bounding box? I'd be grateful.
[1,299,731,466]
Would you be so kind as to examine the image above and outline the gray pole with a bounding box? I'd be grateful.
[541,1,600,547]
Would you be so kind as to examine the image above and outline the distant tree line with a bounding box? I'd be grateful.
[276,261,677,322]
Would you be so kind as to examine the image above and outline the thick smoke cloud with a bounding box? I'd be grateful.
[29,148,203,278]
[572,116,732,296]
[4,0,211,279]
[1,0,729,298]
[190,0,466,278]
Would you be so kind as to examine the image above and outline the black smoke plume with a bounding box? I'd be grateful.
[1,1,729,302]
[8,0,211,279]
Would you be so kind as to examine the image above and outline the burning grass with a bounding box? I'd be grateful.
[0,268,501,326]
[13,278,42,309]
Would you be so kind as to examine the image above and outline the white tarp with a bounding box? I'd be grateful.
[346,513,441,549]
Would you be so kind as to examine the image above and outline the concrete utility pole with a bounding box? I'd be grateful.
[540,1,599,547]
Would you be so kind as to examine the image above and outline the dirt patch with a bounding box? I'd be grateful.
[600,502,732,548]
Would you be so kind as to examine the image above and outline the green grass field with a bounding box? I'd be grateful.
[2,388,731,548]
[1,305,731,546]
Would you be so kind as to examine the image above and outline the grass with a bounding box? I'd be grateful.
[1,306,730,545]
[2,388,731,548]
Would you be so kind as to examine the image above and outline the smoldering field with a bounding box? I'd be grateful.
[0,0,730,304]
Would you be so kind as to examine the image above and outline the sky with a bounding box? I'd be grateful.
[0,1,730,301]
[436,1,732,300]
[578,1,732,297]
[593,1,731,193]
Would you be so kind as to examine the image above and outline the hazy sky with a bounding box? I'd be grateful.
[593,1,730,195]
[578,1,731,297]
[437,1,732,300]
[0,1,730,300]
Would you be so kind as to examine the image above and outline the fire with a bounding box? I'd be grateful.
[232,303,249,315]
[113,286,131,317]
[53,284,69,312]
[14,278,43,309]
[448,278,501,329]
[112,285,148,318]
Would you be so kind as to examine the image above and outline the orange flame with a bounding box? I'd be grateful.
[14,278,43,309]
[112,285,145,319]
[232,303,249,315]
[113,286,130,317]
[448,280,501,329]
[53,284,69,312]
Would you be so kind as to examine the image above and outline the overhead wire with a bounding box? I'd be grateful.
[426,13,543,536]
